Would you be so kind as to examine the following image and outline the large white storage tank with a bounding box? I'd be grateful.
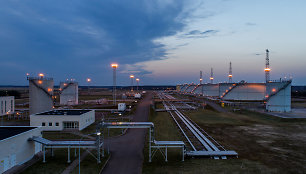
[266,81,291,112]
[59,81,78,105]
[29,75,54,115]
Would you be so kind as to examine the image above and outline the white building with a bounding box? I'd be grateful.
[30,110,95,131]
[0,126,42,173]
[0,96,15,116]
[59,81,78,105]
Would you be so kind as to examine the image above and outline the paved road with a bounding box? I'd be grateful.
[101,92,152,174]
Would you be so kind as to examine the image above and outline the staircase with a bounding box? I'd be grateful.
[221,81,246,99]
[265,80,291,101]
[29,80,53,98]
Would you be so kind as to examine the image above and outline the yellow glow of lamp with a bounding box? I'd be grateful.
[111,63,118,68]
[130,75,134,78]
[264,68,271,72]
[87,78,91,82]
[39,73,44,77]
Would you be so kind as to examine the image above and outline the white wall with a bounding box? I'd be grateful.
[266,82,291,112]
[0,127,41,173]
[60,82,78,105]
[0,96,15,116]
[30,110,95,131]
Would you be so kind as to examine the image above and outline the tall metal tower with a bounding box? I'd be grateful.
[265,49,270,83]
[111,64,118,105]
[200,71,203,85]
[228,62,232,83]
[210,68,214,84]
[130,75,134,91]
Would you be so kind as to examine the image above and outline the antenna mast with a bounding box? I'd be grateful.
[265,49,270,82]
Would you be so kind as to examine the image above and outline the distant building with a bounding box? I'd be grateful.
[30,110,95,131]
[0,126,42,173]
[0,96,15,116]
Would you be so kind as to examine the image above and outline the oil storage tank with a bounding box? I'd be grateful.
[59,81,78,105]
[29,74,54,115]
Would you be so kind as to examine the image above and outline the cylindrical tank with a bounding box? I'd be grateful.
[59,81,78,105]
[29,76,54,114]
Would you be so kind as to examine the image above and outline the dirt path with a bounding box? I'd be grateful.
[101,92,152,174]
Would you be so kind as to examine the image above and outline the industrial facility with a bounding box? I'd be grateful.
[59,81,78,105]
[0,126,42,173]
[30,109,95,131]
[28,74,54,115]
[177,49,292,112]
[0,96,15,116]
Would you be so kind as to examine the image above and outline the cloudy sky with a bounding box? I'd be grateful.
[0,0,305,86]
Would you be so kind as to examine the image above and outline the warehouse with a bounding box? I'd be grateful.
[0,96,15,116]
[30,109,95,131]
[0,126,42,173]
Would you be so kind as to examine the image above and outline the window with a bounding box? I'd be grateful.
[63,121,79,129]
[49,122,52,126]
[56,122,59,126]
[42,122,46,126]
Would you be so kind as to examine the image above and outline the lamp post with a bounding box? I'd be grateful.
[130,75,134,92]
[87,78,91,95]
[136,78,139,91]
[111,64,118,105]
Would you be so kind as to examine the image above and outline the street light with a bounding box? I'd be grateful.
[130,75,134,91]
[111,64,118,105]
[136,78,140,91]
[87,78,91,95]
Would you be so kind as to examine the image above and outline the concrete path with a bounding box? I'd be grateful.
[101,93,152,174]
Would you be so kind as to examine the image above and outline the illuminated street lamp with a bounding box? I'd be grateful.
[130,75,134,91]
[111,63,118,105]
[136,78,140,91]
[39,73,44,78]
[87,78,91,94]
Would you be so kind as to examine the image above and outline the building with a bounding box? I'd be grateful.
[29,76,54,115]
[0,96,15,116]
[30,110,95,131]
[0,126,42,173]
[59,81,78,105]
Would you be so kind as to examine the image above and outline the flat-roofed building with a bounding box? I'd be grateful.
[0,96,15,116]
[0,126,42,173]
[30,109,95,131]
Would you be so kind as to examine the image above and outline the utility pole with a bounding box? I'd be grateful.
[210,68,214,84]
[111,64,118,105]
[265,49,270,83]
[229,62,232,83]
[130,75,134,91]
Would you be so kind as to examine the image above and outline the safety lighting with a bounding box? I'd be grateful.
[38,80,43,84]
[200,78,203,81]
[272,88,276,92]
[96,132,101,136]
[228,74,232,77]
[111,63,118,68]
[136,78,139,81]
[210,77,214,80]
[130,75,134,78]
[39,73,44,77]
[87,78,91,82]
[47,88,53,92]
[264,68,271,72]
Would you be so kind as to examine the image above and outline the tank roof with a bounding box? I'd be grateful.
[0,127,37,141]
[36,109,92,116]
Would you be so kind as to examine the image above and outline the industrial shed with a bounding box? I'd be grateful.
[0,126,42,173]
[30,109,95,131]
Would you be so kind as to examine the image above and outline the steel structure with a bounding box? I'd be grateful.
[265,49,270,82]
[111,64,118,105]
[200,71,203,85]
[130,75,134,91]
[158,92,238,159]
[97,122,185,162]
[229,62,232,83]
[30,136,102,163]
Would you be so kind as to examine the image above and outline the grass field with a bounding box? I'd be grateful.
[142,105,306,173]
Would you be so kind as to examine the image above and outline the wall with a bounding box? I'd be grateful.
[0,127,41,173]
[266,82,291,112]
[0,96,15,116]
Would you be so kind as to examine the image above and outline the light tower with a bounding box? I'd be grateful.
[210,68,214,84]
[87,78,91,94]
[136,78,140,91]
[111,63,118,105]
[130,75,134,91]
[228,62,233,83]
[265,49,270,83]
[200,71,203,85]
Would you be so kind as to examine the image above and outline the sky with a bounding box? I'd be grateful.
[0,0,305,86]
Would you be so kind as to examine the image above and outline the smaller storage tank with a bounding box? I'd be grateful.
[59,81,78,105]
[29,74,54,115]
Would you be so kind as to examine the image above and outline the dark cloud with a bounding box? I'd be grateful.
[0,0,193,85]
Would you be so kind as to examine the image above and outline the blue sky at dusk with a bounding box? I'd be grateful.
[0,0,305,86]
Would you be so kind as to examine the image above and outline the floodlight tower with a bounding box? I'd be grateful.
[228,62,233,83]
[199,71,203,85]
[130,75,134,91]
[136,78,140,91]
[265,49,270,83]
[87,78,91,94]
[111,63,118,105]
[210,68,214,84]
